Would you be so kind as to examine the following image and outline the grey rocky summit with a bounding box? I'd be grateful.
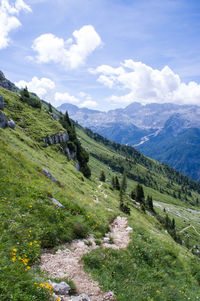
[0,71,18,92]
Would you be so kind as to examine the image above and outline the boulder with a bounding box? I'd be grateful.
[74,294,91,301]
[52,114,57,120]
[103,237,110,243]
[50,281,70,295]
[7,119,16,129]
[0,94,4,110]
[50,198,64,208]
[0,112,7,129]
[42,168,61,186]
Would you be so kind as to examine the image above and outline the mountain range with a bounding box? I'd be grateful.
[57,102,200,182]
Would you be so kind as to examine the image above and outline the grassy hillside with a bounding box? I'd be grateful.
[0,86,200,300]
[77,127,200,206]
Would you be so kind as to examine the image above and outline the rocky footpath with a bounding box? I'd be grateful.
[41,216,132,301]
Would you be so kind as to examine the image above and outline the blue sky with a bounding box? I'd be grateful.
[1,0,200,110]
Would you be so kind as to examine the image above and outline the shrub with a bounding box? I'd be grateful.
[20,88,42,109]
[73,221,88,238]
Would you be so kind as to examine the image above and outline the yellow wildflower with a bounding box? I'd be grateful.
[156,290,160,293]
[13,248,17,252]
[29,242,33,246]
[39,283,44,288]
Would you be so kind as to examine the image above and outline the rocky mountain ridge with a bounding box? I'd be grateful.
[57,102,200,131]
[57,102,200,181]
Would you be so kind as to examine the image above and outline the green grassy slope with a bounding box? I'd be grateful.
[77,126,200,207]
[0,86,200,300]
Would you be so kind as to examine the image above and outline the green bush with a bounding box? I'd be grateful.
[73,221,88,238]
[20,88,41,109]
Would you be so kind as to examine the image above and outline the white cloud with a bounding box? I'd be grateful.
[15,76,55,98]
[91,59,200,105]
[54,90,98,108]
[78,91,98,108]
[54,92,79,105]
[79,100,98,108]
[15,76,98,108]
[0,0,31,49]
[32,25,102,69]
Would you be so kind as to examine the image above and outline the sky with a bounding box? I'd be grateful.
[1,0,200,111]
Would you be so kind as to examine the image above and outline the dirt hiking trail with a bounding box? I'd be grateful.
[40,216,132,301]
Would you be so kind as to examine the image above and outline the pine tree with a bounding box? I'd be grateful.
[48,102,52,113]
[119,189,130,215]
[171,218,176,229]
[147,195,154,211]
[111,176,115,189]
[120,171,127,192]
[135,183,144,204]
[115,176,120,190]
[165,214,170,229]
[64,111,71,126]
[100,170,106,182]
[130,190,136,200]
[22,86,29,98]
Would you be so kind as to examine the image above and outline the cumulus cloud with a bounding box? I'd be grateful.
[15,76,55,98]
[79,100,98,108]
[53,90,98,108]
[54,92,79,105]
[0,0,31,49]
[91,59,200,105]
[32,25,102,69]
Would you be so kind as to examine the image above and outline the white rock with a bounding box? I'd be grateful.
[49,281,70,295]
[103,237,110,243]
[126,226,132,232]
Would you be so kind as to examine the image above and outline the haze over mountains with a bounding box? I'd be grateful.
[57,102,200,182]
